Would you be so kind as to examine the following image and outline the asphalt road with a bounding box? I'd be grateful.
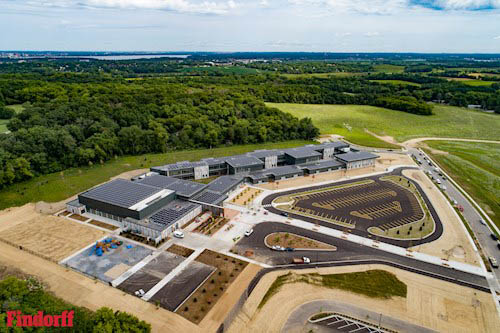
[235,222,489,292]
[261,168,444,248]
[412,148,500,291]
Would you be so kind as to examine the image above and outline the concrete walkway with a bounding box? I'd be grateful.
[142,248,204,301]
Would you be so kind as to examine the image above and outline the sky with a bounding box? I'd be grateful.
[1,0,499,53]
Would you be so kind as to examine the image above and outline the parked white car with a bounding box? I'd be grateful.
[173,230,184,239]
[244,229,254,237]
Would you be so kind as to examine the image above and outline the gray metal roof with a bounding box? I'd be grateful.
[266,165,303,177]
[284,147,322,159]
[201,157,227,166]
[191,190,228,206]
[335,151,378,162]
[225,155,264,168]
[311,141,350,151]
[300,159,343,171]
[206,176,244,194]
[153,160,208,172]
[79,179,163,208]
[136,174,179,188]
[248,149,280,159]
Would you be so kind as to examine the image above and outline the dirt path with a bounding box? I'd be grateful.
[227,265,499,333]
[364,129,401,146]
[0,241,201,333]
[403,137,500,148]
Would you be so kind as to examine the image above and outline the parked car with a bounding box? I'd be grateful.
[244,229,254,237]
[271,245,285,251]
[281,212,289,217]
[497,241,500,250]
[479,219,486,226]
[173,230,184,239]
[489,256,499,269]
[440,185,446,190]
[491,233,499,241]
[285,247,295,252]
[450,198,458,205]
[436,179,442,185]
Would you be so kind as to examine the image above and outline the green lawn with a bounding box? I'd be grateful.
[444,78,496,86]
[369,79,421,87]
[373,64,405,73]
[425,141,500,228]
[267,103,500,146]
[0,140,314,209]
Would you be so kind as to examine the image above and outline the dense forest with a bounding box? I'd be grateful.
[0,55,498,189]
[0,276,151,332]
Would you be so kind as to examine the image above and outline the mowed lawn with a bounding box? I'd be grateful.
[425,141,500,228]
[0,140,314,209]
[267,103,500,146]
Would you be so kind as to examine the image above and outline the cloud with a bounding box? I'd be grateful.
[85,0,238,14]
[288,0,500,13]
[363,32,380,37]
[494,35,500,39]
[410,0,500,10]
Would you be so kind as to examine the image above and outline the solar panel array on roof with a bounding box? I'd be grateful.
[201,157,227,166]
[206,176,244,194]
[335,151,378,162]
[267,165,303,177]
[191,190,227,206]
[149,201,200,228]
[79,179,162,208]
[136,174,207,198]
[311,141,349,151]
[163,161,208,171]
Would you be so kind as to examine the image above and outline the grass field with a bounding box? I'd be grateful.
[282,72,363,79]
[267,103,500,146]
[373,64,405,73]
[259,269,406,308]
[444,78,496,86]
[0,140,314,210]
[369,79,421,87]
[425,141,500,228]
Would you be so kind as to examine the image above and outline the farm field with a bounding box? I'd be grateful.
[369,79,421,87]
[373,64,405,73]
[0,139,313,210]
[425,141,500,228]
[268,103,500,146]
[444,78,496,86]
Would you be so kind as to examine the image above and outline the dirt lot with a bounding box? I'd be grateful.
[265,232,336,250]
[227,264,499,333]
[167,244,195,257]
[0,241,200,333]
[402,169,479,266]
[0,204,106,262]
[175,250,249,324]
[258,153,415,190]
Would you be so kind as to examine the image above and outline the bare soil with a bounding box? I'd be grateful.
[167,244,195,257]
[265,232,336,250]
[88,220,119,231]
[176,250,249,324]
